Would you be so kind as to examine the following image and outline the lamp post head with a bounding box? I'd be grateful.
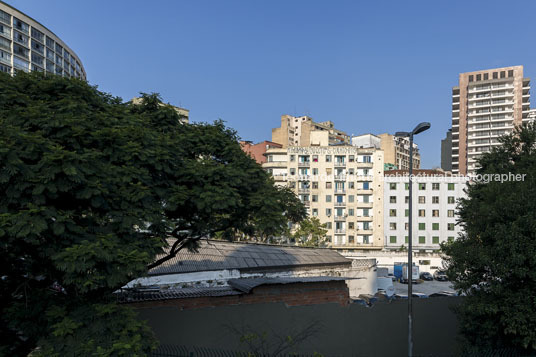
[412,122,431,135]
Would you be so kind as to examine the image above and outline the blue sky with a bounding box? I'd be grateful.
[7,0,536,168]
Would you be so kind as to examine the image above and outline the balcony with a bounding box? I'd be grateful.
[298,187,310,194]
[334,174,346,180]
[334,161,346,167]
[334,188,346,194]
[334,229,346,234]
[302,201,310,206]
[334,215,347,221]
[298,162,310,167]
[356,215,373,221]
[334,201,346,207]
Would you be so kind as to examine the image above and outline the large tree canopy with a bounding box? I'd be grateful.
[0,72,305,355]
[442,122,536,352]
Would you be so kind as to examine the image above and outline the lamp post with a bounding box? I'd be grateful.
[395,122,431,357]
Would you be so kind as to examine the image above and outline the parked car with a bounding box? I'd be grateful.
[433,270,448,281]
[420,272,433,281]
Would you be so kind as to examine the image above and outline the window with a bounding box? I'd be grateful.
[405,209,409,217]
[419,236,426,244]
[390,236,397,244]
[326,168,332,175]
[289,168,295,175]
[363,181,370,190]
[419,223,425,230]
[405,183,409,190]
[418,209,425,217]
[326,155,332,162]
[325,222,332,229]
[432,183,440,190]
[476,74,481,81]
[363,208,369,217]
[31,28,44,42]
[432,210,439,217]
[348,235,355,243]
[448,236,454,241]
[432,196,439,204]
[390,222,397,230]
[405,196,409,204]
[390,196,396,203]
[363,195,369,203]
[448,196,455,204]
[432,223,439,230]
[13,56,28,71]
[31,53,44,65]
[390,183,397,190]
[418,196,425,204]
[348,222,354,229]
[326,182,332,189]
[312,182,318,189]
[312,209,318,216]
[448,223,455,231]
[326,208,332,216]
[405,223,409,231]
[389,209,396,217]
[405,236,409,244]
[363,222,370,230]
[432,236,440,244]
[326,195,332,203]
[348,195,354,203]
[500,71,505,79]
[312,168,318,175]
[363,235,371,244]
[419,183,426,190]
[349,155,355,162]
[508,70,514,77]
[312,195,318,202]
[13,17,29,33]
[348,209,354,216]
[493,72,498,79]
[348,182,355,189]
[363,155,371,163]
[0,9,11,24]
[0,63,10,73]
[484,73,488,80]
[312,155,318,162]
[289,155,295,162]
[448,183,455,190]
[447,210,454,217]
[326,235,332,242]
[469,75,473,82]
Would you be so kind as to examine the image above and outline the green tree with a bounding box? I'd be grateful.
[0,72,305,355]
[442,122,536,353]
[292,217,328,247]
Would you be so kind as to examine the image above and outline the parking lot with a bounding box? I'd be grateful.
[393,280,456,296]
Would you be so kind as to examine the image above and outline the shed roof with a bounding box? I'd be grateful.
[148,240,352,276]
[228,276,353,293]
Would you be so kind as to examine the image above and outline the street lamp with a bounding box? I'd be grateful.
[395,122,431,357]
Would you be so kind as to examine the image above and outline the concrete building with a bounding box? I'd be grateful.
[351,134,381,149]
[271,114,349,147]
[263,142,385,251]
[451,66,531,175]
[441,129,452,171]
[378,133,420,170]
[131,97,189,123]
[240,140,282,164]
[0,1,85,78]
[383,169,468,251]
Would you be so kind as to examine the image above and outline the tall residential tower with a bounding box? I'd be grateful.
[451,66,530,175]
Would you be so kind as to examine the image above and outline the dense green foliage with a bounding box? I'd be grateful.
[0,72,306,355]
[293,217,328,247]
[442,122,536,352]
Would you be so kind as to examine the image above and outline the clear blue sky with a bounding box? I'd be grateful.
[7,0,536,168]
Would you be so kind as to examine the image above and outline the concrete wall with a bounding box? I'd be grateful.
[136,297,463,356]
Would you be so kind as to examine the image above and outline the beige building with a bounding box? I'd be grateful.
[451,66,531,175]
[377,133,420,170]
[271,114,350,147]
[263,144,384,252]
[131,97,189,124]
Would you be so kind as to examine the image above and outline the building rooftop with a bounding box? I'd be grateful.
[148,240,352,276]
[228,276,352,293]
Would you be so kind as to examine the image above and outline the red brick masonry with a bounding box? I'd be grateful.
[130,281,350,310]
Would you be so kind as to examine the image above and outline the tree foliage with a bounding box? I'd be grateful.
[0,72,305,355]
[293,217,328,247]
[442,122,536,352]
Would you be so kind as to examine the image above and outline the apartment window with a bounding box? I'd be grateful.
[289,168,295,175]
[432,210,439,217]
[508,70,514,78]
[363,235,371,244]
[312,155,318,162]
[432,223,439,230]
[448,196,455,204]
[325,222,332,229]
[13,43,29,59]
[419,183,426,190]
[405,209,409,217]
[349,155,355,162]
[312,182,318,189]
[348,222,354,229]
[405,183,409,190]
[448,183,455,190]
[390,183,397,190]
[326,155,332,162]
[326,235,332,243]
[432,236,440,244]
[348,168,354,175]
[55,43,63,55]
[363,195,370,203]
[326,168,332,175]
[405,196,409,204]
[448,223,455,231]
[390,196,396,203]
[500,71,505,78]
[405,223,409,231]
[390,223,397,230]
[326,208,332,216]
[363,208,370,217]
[447,210,455,217]
[312,195,318,202]
[363,222,370,230]
[326,195,332,203]
[312,168,319,175]
[326,182,332,189]
[389,209,397,217]
[289,155,295,162]
[0,63,10,73]
[405,236,409,244]
[493,72,498,79]
[348,209,354,216]
[348,235,355,244]
[419,236,426,244]
[448,236,454,241]
[390,236,397,244]
[418,196,425,204]
[312,209,318,216]
[348,182,355,189]
[0,9,11,24]
[363,182,370,190]
[13,17,29,33]
[348,195,354,203]
[484,73,488,80]
[432,183,440,190]
[476,74,481,81]
[363,155,372,163]
[418,209,425,217]
[469,75,474,82]
[419,223,425,230]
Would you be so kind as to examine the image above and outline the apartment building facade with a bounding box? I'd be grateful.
[0,1,85,78]
[378,133,421,170]
[383,170,468,251]
[240,140,282,164]
[451,66,531,175]
[263,145,384,251]
[272,114,350,147]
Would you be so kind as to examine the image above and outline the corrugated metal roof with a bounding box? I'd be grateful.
[149,240,352,276]
[118,286,242,303]
[227,276,353,293]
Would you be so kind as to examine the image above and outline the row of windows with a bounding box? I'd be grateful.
[290,154,372,163]
[389,182,456,190]
[312,208,372,217]
[388,196,456,204]
[304,194,372,203]
[389,236,455,245]
[322,221,372,230]
[327,235,372,244]
[388,222,456,230]
[389,208,455,217]
[294,181,371,189]
[290,168,373,176]
[468,70,514,82]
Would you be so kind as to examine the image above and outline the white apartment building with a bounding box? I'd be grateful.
[263,145,384,251]
[383,170,469,251]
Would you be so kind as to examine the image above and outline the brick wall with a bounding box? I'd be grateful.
[129,281,350,310]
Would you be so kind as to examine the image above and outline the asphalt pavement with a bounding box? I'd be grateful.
[393,280,455,296]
